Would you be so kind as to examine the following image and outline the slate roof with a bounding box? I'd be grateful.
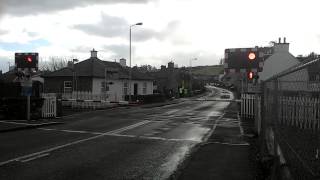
[42,57,153,81]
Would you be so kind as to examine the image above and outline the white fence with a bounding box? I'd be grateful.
[241,93,320,131]
[240,93,256,117]
[61,91,125,109]
[41,93,57,118]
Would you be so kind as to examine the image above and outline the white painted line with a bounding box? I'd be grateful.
[39,128,103,135]
[60,129,102,135]
[107,120,150,134]
[19,153,50,163]
[205,141,250,146]
[0,120,150,167]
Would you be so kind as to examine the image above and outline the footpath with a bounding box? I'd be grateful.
[176,102,262,180]
[0,120,62,133]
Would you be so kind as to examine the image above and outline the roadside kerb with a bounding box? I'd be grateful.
[0,121,63,133]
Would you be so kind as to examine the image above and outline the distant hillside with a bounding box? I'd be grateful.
[191,65,224,76]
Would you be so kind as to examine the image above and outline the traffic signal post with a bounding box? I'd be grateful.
[15,52,39,121]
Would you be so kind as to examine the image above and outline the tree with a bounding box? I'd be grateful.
[39,56,75,72]
[137,64,158,73]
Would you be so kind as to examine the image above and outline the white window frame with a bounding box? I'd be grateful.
[123,82,128,95]
[101,81,110,93]
[64,81,72,93]
[142,82,147,95]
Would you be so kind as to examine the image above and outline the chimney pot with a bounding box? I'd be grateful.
[119,58,127,67]
[278,37,281,43]
[91,48,97,58]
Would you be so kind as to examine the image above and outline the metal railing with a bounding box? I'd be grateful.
[260,58,320,179]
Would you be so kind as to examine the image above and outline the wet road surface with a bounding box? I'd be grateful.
[0,86,233,180]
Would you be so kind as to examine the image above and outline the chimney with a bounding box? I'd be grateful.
[284,37,286,43]
[67,61,74,69]
[119,58,126,67]
[168,61,174,69]
[90,48,97,58]
[161,65,166,70]
[273,38,289,53]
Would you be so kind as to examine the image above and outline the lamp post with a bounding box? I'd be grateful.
[129,22,143,102]
[189,58,197,96]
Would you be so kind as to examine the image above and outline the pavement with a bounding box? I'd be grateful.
[175,101,261,180]
[0,120,63,133]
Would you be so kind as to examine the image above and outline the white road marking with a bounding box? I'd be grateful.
[0,120,150,167]
[39,128,103,135]
[204,141,250,146]
[19,153,50,163]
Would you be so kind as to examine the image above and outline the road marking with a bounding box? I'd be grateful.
[19,153,50,163]
[39,128,103,135]
[0,120,150,167]
[202,113,225,142]
[107,120,150,134]
[203,141,250,146]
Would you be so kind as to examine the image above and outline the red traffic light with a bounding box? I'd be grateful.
[248,52,256,60]
[27,56,32,63]
[248,71,254,79]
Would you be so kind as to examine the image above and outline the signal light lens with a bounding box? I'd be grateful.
[248,71,253,79]
[248,52,256,60]
[27,56,32,63]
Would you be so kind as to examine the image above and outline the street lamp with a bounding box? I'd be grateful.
[189,58,197,96]
[129,22,143,102]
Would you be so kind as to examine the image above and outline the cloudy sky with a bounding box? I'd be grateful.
[0,0,319,72]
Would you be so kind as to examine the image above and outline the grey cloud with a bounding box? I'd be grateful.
[102,44,129,58]
[73,14,128,38]
[74,14,181,42]
[0,0,151,16]
[71,44,130,59]
[148,51,221,67]
[70,46,93,53]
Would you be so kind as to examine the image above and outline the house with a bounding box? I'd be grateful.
[150,62,191,98]
[42,49,154,101]
[259,38,306,81]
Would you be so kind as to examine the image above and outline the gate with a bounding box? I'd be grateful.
[240,93,256,117]
[41,94,57,118]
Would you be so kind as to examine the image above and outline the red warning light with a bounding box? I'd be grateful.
[248,52,256,60]
[27,56,32,63]
[248,71,254,79]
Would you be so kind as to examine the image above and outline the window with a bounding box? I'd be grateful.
[64,81,72,93]
[143,82,147,95]
[123,82,128,95]
[101,81,109,92]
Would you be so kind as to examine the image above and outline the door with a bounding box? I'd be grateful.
[134,83,138,95]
